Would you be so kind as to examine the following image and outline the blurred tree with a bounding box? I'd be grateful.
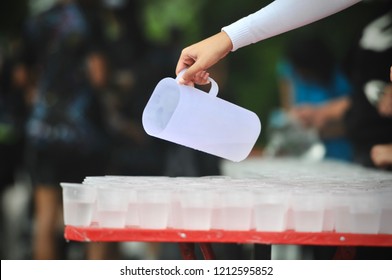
[142,0,206,45]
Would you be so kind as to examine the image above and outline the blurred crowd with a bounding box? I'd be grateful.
[0,0,221,260]
[262,0,392,260]
[265,1,392,172]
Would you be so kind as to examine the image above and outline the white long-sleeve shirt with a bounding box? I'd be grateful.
[222,0,362,51]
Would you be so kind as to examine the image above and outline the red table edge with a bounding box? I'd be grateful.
[64,226,392,247]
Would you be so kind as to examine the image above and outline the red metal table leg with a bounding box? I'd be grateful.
[199,243,216,260]
[333,246,357,260]
[179,243,197,260]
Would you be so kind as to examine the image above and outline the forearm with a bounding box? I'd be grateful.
[318,97,351,138]
[322,97,351,121]
[319,120,346,139]
[223,0,361,51]
[278,79,294,111]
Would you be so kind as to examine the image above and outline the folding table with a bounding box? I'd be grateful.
[64,157,392,259]
[64,226,392,259]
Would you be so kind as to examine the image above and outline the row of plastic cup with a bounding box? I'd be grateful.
[61,174,392,234]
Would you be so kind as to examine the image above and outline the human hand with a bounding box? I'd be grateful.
[371,144,392,168]
[378,85,392,117]
[376,66,392,117]
[289,106,315,128]
[290,105,328,129]
[390,66,392,81]
[175,31,233,86]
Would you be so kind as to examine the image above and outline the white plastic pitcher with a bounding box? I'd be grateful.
[142,71,261,162]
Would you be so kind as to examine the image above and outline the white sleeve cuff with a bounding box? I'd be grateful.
[222,16,255,52]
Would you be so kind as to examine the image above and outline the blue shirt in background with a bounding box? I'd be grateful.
[277,60,353,162]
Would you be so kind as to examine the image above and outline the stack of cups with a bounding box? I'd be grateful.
[61,173,391,234]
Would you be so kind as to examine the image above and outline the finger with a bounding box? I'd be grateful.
[195,71,210,85]
[371,146,387,167]
[202,71,210,82]
[381,104,392,117]
[178,61,205,84]
[390,66,392,82]
[175,53,195,76]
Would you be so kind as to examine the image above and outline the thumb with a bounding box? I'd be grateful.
[178,62,204,85]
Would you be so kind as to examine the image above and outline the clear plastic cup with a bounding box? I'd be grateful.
[180,189,215,230]
[220,190,253,231]
[334,191,381,234]
[348,192,381,234]
[291,191,326,232]
[254,189,291,232]
[378,189,392,234]
[167,189,183,229]
[125,189,139,228]
[211,190,225,230]
[138,189,170,229]
[96,186,128,228]
[322,193,335,232]
[61,183,96,227]
[333,192,352,233]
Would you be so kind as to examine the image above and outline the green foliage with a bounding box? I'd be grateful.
[143,0,206,44]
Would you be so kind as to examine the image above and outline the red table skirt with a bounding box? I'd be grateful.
[65,226,392,247]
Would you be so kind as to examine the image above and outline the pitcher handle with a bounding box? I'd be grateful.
[176,69,219,97]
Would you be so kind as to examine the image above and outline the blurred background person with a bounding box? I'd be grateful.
[310,0,392,260]
[345,0,392,171]
[82,0,165,178]
[23,0,110,259]
[0,41,32,259]
[273,36,353,162]
[82,1,167,260]
[370,67,392,169]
